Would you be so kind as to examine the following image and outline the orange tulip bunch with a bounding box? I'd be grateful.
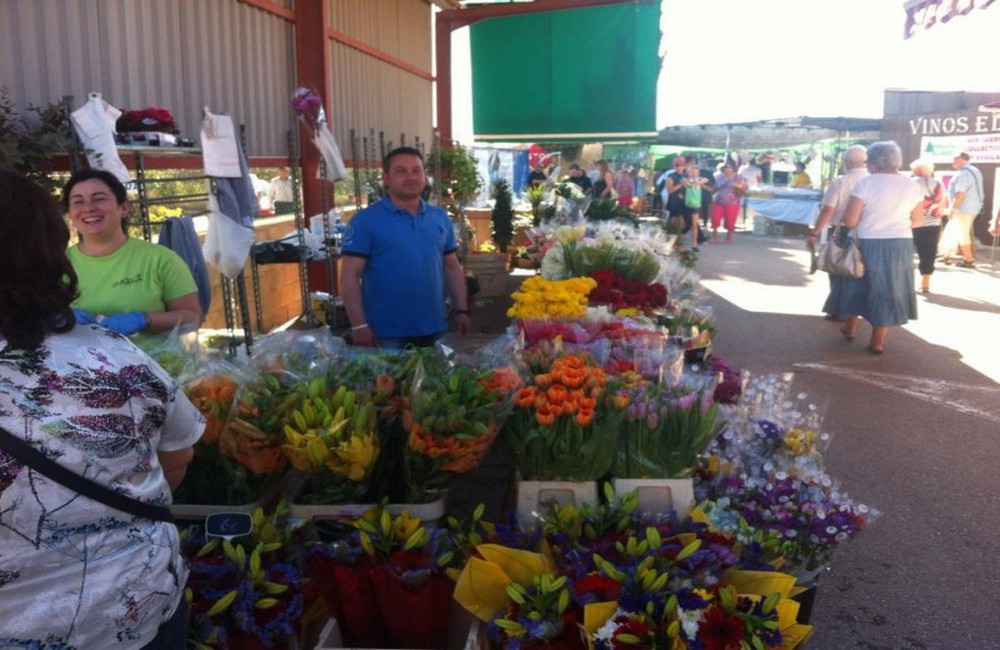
[507,352,629,481]
[514,354,610,428]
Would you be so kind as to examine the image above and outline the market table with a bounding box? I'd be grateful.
[744,186,822,228]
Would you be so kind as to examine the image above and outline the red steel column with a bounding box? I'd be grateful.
[295,0,332,218]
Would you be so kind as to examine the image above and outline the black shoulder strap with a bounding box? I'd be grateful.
[0,425,174,523]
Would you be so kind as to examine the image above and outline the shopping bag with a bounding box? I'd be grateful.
[817,228,864,278]
[202,205,255,279]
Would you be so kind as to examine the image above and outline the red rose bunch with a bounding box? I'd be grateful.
[588,269,667,312]
[117,107,179,134]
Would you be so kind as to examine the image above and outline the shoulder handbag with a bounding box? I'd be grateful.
[817,226,865,278]
[0,424,174,523]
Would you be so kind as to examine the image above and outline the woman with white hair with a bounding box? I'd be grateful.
[835,141,924,354]
[909,158,945,293]
[810,145,868,321]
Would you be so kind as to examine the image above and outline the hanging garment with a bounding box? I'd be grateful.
[157,216,212,318]
[70,92,130,182]
[200,108,257,279]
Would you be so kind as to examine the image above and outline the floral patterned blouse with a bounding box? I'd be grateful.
[0,326,204,648]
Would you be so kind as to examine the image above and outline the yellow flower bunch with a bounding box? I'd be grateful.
[507,276,597,320]
[783,427,818,456]
[282,382,379,501]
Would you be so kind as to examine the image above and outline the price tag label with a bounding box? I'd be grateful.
[205,512,253,541]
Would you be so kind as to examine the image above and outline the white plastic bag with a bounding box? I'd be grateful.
[313,125,348,181]
[70,92,130,182]
[203,200,255,279]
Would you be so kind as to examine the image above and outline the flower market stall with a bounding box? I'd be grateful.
[156,180,877,649]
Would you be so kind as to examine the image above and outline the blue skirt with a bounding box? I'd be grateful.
[823,238,917,326]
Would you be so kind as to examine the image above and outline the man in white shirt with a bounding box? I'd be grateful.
[738,155,764,189]
[943,152,983,267]
[269,167,295,215]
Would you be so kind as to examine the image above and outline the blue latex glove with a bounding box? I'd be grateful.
[72,308,97,326]
[99,312,148,336]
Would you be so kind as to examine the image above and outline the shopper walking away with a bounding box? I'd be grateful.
[808,145,868,321]
[833,141,924,355]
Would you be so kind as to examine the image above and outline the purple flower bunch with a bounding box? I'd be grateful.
[695,374,878,583]
[709,354,744,405]
[291,87,326,131]
[701,473,874,583]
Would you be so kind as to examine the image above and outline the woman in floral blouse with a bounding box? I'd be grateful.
[0,172,204,648]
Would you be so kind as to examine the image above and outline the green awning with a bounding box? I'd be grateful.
[470,1,661,143]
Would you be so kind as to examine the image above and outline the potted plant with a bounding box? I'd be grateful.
[513,245,535,269]
[490,178,515,256]
[524,183,546,227]
[428,144,483,257]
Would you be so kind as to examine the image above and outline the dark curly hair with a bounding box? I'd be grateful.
[0,171,79,349]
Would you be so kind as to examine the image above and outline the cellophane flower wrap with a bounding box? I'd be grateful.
[134,326,203,381]
[453,543,584,650]
[506,350,628,481]
[225,368,293,474]
[540,222,666,283]
[183,503,306,649]
[534,488,812,650]
[173,358,247,506]
[588,268,667,313]
[291,86,347,181]
[401,351,519,503]
[613,377,722,479]
[280,372,380,505]
[696,373,879,584]
[523,227,555,267]
[309,348,413,503]
[175,364,290,506]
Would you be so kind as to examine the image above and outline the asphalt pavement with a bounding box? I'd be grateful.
[695,229,1000,650]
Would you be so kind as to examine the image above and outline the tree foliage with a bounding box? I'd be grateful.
[0,88,67,190]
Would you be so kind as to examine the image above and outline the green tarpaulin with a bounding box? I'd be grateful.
[470,2,660,143]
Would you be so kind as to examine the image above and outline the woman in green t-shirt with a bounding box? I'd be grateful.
[63,170,201,336]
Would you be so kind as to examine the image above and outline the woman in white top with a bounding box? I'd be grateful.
[835,141,924,354]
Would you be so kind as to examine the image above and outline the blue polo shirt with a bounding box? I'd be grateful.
[341,196,457,338]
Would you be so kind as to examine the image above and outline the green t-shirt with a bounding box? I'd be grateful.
[68,237,198,317]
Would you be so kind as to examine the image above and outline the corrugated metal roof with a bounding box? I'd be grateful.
[657,117,882,149]
[0,0,295,157]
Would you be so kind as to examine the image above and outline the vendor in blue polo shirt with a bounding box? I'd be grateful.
[340,146,472,348]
